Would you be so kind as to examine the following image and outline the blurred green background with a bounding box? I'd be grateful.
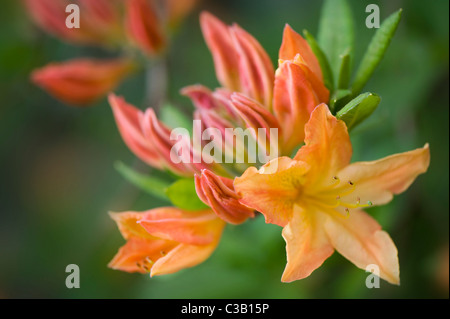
[0,0,448,298]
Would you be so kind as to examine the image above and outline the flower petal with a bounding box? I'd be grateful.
[294,104,352,187]
[324,210,400,284]
[109,211,153,240]
[281,205,334,282]
[139,207,225,246]
[108,237,177,273]
[231,93,281,156]
[337,144,430,206]
[126,0,166,56]
[273,61,324,153]
[32,58,134,105]
[195,170,255,224]
[200,12,241,91]
[279,24,323,81]
[109,94,164,170]
[151,241,219,276]
[230,24,275,107]
[234,157,310,227]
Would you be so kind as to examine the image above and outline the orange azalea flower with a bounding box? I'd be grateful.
[31,58,135,105]
[109,208,225,276]
[234,104,430,284]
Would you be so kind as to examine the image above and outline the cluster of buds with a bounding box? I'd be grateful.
[25,0,199,105]
[108,12,330,274]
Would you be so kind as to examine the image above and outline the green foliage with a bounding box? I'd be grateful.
[303,29,334,92]
[165,179,209,211]
[336,92,381,130]
[160,103,192,132]
[318,0,354,89]
[351,9,403,97]
[115,161,171,201]
[337,49,352,90]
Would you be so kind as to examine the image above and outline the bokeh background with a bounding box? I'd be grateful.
[0,0,448,298]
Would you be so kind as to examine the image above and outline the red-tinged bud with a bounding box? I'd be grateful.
[195,170,254,224]
[200,12,275,107]
[231,93,280,158]
[200,12,241,92]
[279,24,323,81]
[78,0,123,42]
[125,0,166,56]
[141,108,195,176]
[25,0,123,46]
[181,85,221,111]
[229,24,275,108]
[31,58,134,105]
[181,85,239,121]
[166,0,200,28]
[109,94,165,170]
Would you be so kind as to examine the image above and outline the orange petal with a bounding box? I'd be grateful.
[281,205,334,282]
[324,210,400,284]
[294,104,352,187]
[126,0,166,56]
[337,144,430,207]
[109,211,153,240]
[31,58,134,105]
[273,61,322,153]
[279,24,323,81]
[234,157,310,227]
[108,237,177,273]
[200,12,240,91]
[151,241,219,277]
[195,170,255,224]
[109,94,164,170]
[139,207,225,246]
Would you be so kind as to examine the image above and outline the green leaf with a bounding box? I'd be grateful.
[166,179,209,211]
[329,89,351,112]
[336,92,381,130]
[160,103,192,133]
[337,49,351,90]
[115,161,171,201]
[317,0,354,88]
[303,29,334,92]
[351,9,403,96]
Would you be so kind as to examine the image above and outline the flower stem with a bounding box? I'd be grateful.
[145,57,168,114]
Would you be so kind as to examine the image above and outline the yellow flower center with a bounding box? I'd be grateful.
[306,176,373,219]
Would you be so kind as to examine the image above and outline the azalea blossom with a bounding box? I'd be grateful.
[109,208,225,276]
[234,104,430,284]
